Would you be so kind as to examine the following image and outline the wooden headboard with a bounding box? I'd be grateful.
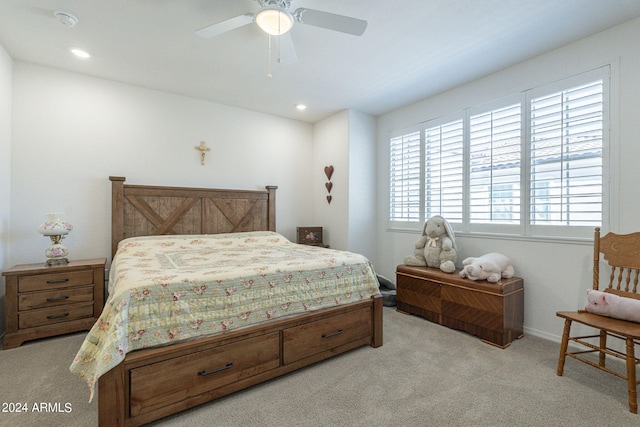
[110,176,277,257]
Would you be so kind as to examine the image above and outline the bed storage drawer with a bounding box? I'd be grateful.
[282,307,372,364]
[129,332,280,417]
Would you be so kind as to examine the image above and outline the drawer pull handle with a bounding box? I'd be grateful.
[46,296,69,302]
[46,278,70,284]
[322,329,344,339]
[198,362,233,377]
[47,313,70,319]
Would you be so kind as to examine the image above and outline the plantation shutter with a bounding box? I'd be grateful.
[387,66,608,237]
[469,103,522,224]
[424,119,464,222]
[530,79,604,226]
[389,128,421,223]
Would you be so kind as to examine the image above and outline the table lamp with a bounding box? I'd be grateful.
[38,213,73,266]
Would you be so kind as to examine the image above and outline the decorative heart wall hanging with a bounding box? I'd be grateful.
[324,165,334,181]
[324,165,334,204]
[325,182,333,193]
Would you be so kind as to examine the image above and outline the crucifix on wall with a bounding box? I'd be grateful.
[195,141,211,165]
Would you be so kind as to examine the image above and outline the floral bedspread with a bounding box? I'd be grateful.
[70,231,380,400]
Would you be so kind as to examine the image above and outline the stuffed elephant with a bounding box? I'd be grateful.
[404,215,457,273]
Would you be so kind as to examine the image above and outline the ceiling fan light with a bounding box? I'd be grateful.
[255,8,293,36]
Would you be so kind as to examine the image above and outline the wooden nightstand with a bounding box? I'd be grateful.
[2,258,105,349]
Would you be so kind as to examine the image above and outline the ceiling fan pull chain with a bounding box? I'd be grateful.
[277,34,282,64]
[267,34,273,78]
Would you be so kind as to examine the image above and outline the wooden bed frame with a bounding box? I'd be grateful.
[98,177,383,426]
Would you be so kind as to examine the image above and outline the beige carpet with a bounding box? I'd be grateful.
[1,307,638,427]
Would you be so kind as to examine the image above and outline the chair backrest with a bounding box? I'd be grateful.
[594,227,640,300]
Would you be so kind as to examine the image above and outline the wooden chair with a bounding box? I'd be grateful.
[557,227,640,413]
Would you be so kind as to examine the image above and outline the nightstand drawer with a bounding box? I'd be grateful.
[18,302,95,329]
[18,270,94,292]
[18,285,94,310]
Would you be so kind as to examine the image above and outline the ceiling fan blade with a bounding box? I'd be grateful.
[195,14,254,38]
[293,8,367,36]
[276,32,297,64]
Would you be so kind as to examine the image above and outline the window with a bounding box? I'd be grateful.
[424,119,464,222]
[529,80,604,227]
[469,103,522,225]
[389,128,421,223]
[388,67,609,239]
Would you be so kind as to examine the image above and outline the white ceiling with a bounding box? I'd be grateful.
[2,0,640,123]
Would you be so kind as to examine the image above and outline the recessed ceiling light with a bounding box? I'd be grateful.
[70,48,91,59]
[54,11,78,27]
[295,104,307,111]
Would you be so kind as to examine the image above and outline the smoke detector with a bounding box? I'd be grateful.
[54,11,78,27]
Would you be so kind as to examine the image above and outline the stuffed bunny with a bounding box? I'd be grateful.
[404,215,457,273]
[458,252,514,283]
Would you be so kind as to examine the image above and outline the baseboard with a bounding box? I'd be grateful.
[523,326,561,343]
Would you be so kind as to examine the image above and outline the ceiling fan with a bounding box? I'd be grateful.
[195,0,367,65]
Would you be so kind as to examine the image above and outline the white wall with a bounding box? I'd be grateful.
[312,111,349,250]
[9,62,314,269]
[311,110,377,263]
[0,44,12,337]
[347,110,377,260]
[376,17,640,342]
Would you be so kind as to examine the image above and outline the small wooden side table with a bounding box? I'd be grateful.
[2,258,105,349]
